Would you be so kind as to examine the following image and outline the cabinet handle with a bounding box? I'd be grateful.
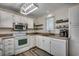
[43,40,45,42]
[8,40,12,42]
[8,43,12,45]
[50,41,51,44]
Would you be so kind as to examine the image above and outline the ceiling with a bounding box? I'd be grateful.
[0,3,78,18]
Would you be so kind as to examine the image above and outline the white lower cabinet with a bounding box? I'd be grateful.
[35,35,68,56]
[43,37,51,53]
[35,35,39,47]
[50,39,68,56]
[36,36,51,53]
[3,38,15,56]
[37,36,44,49]
[0,35,68,56]
[27,35,35,48]
[30,36,35,48]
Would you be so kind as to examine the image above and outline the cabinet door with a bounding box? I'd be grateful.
[13,14,21,23]
[35,36,39,47]
[69,6,79,26]
[20,17,27,23]
[36,36,51,53]
[0,11,13,28]
[27,18,34,28]
[38,36,44,49]
[51,39,67,56]
[43,37,51,53]
[29,36,35,48]
[3,38,15,56]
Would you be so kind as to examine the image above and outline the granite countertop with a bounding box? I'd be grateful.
[0,32,69,40]
[0,34,14,39]
[0,34,13,37]
[26,32,69,40]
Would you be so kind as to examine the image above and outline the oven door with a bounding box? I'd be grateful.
[15,36,29,49]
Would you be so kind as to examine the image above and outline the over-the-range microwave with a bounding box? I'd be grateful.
[13,23,28,31]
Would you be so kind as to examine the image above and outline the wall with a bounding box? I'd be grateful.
[54,7,69,34]
[34,16,46,32]
[34,7,69,34]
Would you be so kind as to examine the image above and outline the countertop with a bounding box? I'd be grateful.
[0,32,69,40]
[0,34,14,39]
[26,32,69,40]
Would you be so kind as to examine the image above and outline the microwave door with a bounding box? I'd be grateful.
[14,25,24,30]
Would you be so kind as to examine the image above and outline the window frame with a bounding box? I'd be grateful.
[45,16,55,31]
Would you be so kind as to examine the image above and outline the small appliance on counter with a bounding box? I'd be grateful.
[60,29,68,37]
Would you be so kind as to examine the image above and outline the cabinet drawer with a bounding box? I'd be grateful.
[5,51,14,56]
[4,42,14,46]
[5,45,14,49]
[4,38,14,43]
[4,47,14,52]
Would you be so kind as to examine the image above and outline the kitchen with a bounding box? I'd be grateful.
[0,3,79,56]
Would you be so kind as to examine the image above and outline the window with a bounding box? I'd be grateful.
[46,17,55,31]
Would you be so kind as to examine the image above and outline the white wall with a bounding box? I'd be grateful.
[54,7,68,20]
[34,16,46,32]
[34,7,69,34]
[54,7,69,34]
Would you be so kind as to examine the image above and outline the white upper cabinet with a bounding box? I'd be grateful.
[69,6,79,26]
[0,10,34,28]
[13,15,34,28]
[20,16,26,23]
[27,18,34,28]
[0,10,13,28]
[13,14,21,23]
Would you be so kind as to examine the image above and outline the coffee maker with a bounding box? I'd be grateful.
[60,29,68,37]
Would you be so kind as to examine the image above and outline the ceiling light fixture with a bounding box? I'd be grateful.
[20,3,38,15]
[47,14,53,18]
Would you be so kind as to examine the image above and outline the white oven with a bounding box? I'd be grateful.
[13,31,29,50]
[15,36,29,50]
[13,31,30,54]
